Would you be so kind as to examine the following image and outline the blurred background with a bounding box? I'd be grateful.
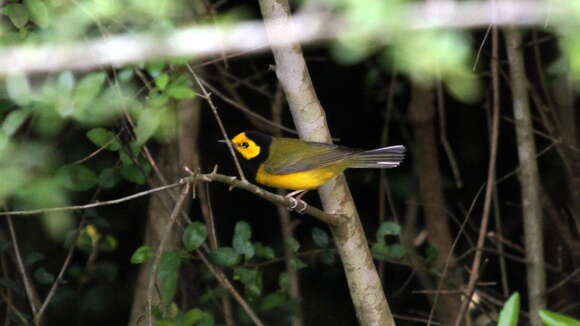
[0,0,579,325]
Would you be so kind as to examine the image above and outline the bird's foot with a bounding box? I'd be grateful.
[285,190,308,214]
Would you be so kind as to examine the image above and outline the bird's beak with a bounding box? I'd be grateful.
[217,140,228,144]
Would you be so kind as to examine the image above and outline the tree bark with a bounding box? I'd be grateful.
[258,0,395,325]
[408,83,463,325]
[129,98,201,325]
[504,28,546,326]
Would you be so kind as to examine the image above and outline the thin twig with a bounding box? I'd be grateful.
[490,24,509,298]
[0,183,182,216]
[6,215,39,317]
[427,183,486,326]
[196,249,267,326]
[34,217,86,325]
[199,78,297,135]
[146,182,190,326]
[187,66,247,181]
[436,81,462,188]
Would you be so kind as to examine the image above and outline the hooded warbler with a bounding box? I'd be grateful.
[226,131,405,191]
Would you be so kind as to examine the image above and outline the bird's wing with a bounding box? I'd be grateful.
[264,138,360,174]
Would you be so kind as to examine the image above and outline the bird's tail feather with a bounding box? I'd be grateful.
[349,145,406,168]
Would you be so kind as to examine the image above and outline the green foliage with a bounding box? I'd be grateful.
[208,247,241,267]
[1,4,30,29]
[254,242,275,259]
[233,267,263,299]
[87,128,122,151]
[372,221,405,260]
[25,0,50,28]
[233,220,255,259]
[539,310,580,326]
[131,246,154,264]
[498,293,520,326]
[311,227,330,247]
[57,165,98,191]
[157,251,183,306]
[183,222,208,251]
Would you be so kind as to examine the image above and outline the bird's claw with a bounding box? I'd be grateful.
[287,197,307,214]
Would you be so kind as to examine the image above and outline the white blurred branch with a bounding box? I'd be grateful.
[0,0,565,75]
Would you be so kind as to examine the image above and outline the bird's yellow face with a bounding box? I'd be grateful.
[232,132,261,160]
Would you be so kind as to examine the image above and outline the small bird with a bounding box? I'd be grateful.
[224,131,406,192]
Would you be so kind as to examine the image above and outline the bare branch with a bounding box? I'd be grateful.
[0,0,564,75]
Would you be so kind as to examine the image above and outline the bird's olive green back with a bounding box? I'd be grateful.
[264,137,361,174]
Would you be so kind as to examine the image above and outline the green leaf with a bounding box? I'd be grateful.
[135,108,162,145]
[254,242,275,259]
[233,267,262,298]
[34,267,55,284]
[2,4,29,29]
[167,86,197,99]
[278,272,288,291]
[233,221,254,259]
[498,293,520,326]
[57,71,75,92]
[182,222,207,251]
[24,0,49,28]
[57,165,98,191]
[99,235,118,252]
[286,237,300,253]
[289,257,307,271]
[6,74,31,105]
[2,109,31,136]
[197,311,215,326]
[155,73,170,90]
[259,292,287,312]
[234,221,252,240]
[130,246,153,264]
[180,308,204,326]
[312,227,330,247]
[120,163,148,185]
[539,310,580,326]
[157,251,182,306]
[86,128,121,151]
[74,73,107,106]
[208,247,241,267]
[372,243,405,260]
[98,168,121,188]
[376,222,402,242]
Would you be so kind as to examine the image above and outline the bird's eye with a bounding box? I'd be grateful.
[241,142,249,149]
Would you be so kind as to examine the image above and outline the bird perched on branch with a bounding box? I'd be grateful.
[222,131,405,200]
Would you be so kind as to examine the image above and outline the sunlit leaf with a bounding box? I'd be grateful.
[24,0,49,28]
[2,109,31,136]
[539,310,580,326]
[498,293,520,326]
[130,245,153,264]
[1,4,29,29]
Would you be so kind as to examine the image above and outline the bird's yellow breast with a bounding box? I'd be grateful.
[256,164,344,190]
